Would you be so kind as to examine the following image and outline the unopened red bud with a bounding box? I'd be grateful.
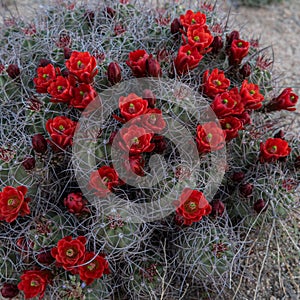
[239,63,251,78]
[32,134,48,154]
[210,199,225,217]
[171,18,182,35]
[64,47,72,59]
[274,130,285,139]
[211,36,223,54]
[38,59,51,67]
[105,7,116,18]
[226,30,240,47]
[22,156,36,171]
[6,64,20,79]
[231,171,245,182]
[36,249,55,265]
[153,135,167,154]
[239,183,253,197]
[146,56,162,77]
[253,199,267,213]
[142,89,156,108]
[0,283,19,299]
[107,62,122,85]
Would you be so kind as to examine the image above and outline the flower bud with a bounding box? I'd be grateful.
[64,192,89,215]
[226,30,240,47]
[6,64,20,79]
[253,199,267,213]
[142,89,156,108]
[64,47,72,59]
[231,171,245,182]
[170,18,182,35]
[0,283,19,299]
[210,199,225,217]
[153,135,167,154]
[107,62,122,85]
[273,130,285,139]
[22,156,36,171]
[36,249,55,265]
[239,63,251,78]
[105,7,116,18]
[146,56,162,77]
[108,131,118,145]
[38,59,51,67]
[32,134,48,154]
[239,183,253,197]
[211,36,223,54]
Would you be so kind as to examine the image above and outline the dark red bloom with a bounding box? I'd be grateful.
[107,62,122,85]
[179,10,206,29]
[32,134,48,154]
[196,122,226,154]
[45,116,77,150]
[38,59,51,67]
[240,80,264,110]
[65,51,98,84]
[229,39,250,65]
[36,249,55,265]
[239,183,253,198]
[126,50,149,77]
[78,252,110,285]
[259,138,291,163]
[202,68,230,99]
[226,30,240,47]
[0,186,30,223]
[170,18,183,35]
[253,199,268,213]
[63,192,89,215]
[34,64,57,93]
[186,24,213,51]
[89,166,120,197]
[210,199,225,218]
[220,116,243,141]
[266,88,298,111]
[211,36,223,54]
[174,44,203,75]
[118,124,155,155]
[211,87,244,118]
[22,156,36,171]
[51,236,86,271]
[231,171,245,182]
[47,76,73,103]
[17,270,51,300]
[70,83,97,109]
[239,63,252,78]
[146,55,162,77]
[123,155,145,177]
[0,283,19,299]
[6,64,20,79]
[174,188,212,226]
[119,93,148,121]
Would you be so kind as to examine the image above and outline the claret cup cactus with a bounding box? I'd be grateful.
[0,0,298,299]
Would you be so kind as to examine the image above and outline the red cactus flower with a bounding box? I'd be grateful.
[266,88,298,112]
[179,10,206,29]
[34,64,58,93]
[119,93,148,121]
[220,116,243,141]
[240,80,264,110]
[259,138,291,163]
[63,192,90,215]
[70,83,97,109]
[126,50,149,77]
[186,24,213,51]
[229,39,250,65]
[47,76,73,103]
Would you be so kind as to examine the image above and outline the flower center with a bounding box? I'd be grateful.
[250,90,255,95]
[149,114,157,124]
[30,280,39,287]
[191,18,196,24]
[193,36,200,42]
[222,98,228,104]
[132,137,139,145]
[87,262,96,271]
[7,198,16,206]
[128,103,136,113]
[187,50,191,55]
[189,202,197,210]
[290,95,296,102]
[269,145,277,153]
[215,80,222,86]
[57,85,63,91]
[237,42,243,47]
[58,125,65,131]
[225,123,231,129]
[42,74,48,79]
[77,60,83,68]
[66,248,74,257]
[102,176,110,183]
[80,91,85,96]
[207,133,213,141]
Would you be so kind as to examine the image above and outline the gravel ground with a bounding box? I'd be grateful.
[0,1,299,299]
